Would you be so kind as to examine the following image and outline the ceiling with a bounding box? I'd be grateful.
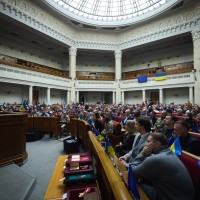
[0,10,192,60]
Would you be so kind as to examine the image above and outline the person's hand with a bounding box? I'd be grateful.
[142,142,156,156]
[119,156,126,161]
[120,160,127,166]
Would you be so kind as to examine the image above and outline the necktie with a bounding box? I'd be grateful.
[135,135,141,146]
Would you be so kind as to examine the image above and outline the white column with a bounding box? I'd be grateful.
[189,86,194,104]
[159,88,163,104]
[192,29,200,105]
[67,90,70,105]
[47,87,51,105]
[142,90,146,102]
[28,85,33,105]
[76,90,79,103]
[113,91,116,104]
[115,50,122,104]
[121,91,124,104]
[69,47,77,103]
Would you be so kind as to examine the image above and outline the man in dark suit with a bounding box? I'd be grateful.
[174,120,200,156]
[119,117,151,169]
[121,109,134,128]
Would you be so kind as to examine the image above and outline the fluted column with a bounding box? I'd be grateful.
[69,47,77,103]
[115,50,122,104]
[189,86,194,104]
[192,29,200,105]
[159,88,163,104]
[28,85,33,105]
[47,87,51,105]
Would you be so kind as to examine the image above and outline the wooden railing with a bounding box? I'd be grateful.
[122,62,194,80]
[76,71,115,81]
[0,57,69,78]
[27,116,61,138]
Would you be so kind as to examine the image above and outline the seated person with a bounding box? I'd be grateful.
[149,111,157,127]
[94,111,104,133]
[185,112,199,133]
[101,112,114,137]
[154,110,167,132]
[173,120,200,156]
[115,120,139,158]
[60,112,70,136]
[40,107,50,117]
[121,109,134,128]
[119,117,151,169]
[161,114,177,140]
[130,132,195,200]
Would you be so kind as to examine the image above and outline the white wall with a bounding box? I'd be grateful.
[164,87,189,104]
[0,83,28,104]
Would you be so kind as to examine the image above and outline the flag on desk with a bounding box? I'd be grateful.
[128,165,140,200]
[105,138,115,158]
[21,101,28,111]
[3,102,6,109]
[155,73,166,81]
[138,75,148,83]
[91,124,103,142]
[170,137,182,156]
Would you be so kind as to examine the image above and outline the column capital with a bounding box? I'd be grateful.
[69,47,77,56]
[191,29,200,41]
[115,50,122,59]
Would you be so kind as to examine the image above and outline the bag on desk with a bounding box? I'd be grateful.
[63,139,79,154]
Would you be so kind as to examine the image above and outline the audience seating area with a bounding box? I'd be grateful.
[178,150,200,200]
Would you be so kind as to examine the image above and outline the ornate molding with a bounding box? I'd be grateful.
[115,50,122,59]
[0,0,200,51]
[192,29,200,41]
[69,47,77,57]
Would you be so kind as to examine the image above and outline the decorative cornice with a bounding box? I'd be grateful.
[0,0,200,51]
[191,29,200,40]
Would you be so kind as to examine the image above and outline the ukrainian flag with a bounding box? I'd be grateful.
[105,138,115,158]
[155,73,166,81]
[3,102,6,109]
[170,137,182,156]
[21,101,28,111]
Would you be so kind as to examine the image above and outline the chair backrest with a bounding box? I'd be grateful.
[115,116,123,123]
[113,121,122,137]
[178,151,200,200]
[189,132,200,140]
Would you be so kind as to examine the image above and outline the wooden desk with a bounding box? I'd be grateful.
[44,155,67,200]
[0,112,28,166]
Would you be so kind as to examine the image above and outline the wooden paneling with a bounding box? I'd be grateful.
[0,112,28,166]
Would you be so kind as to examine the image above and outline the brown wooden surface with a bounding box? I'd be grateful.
[27,117,60,137]
[44,155,67,200]
[0,112,28,166]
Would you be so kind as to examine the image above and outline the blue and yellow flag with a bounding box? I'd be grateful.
[21,101,28,111]
[105,138,115,158]
[128,165,140,200]
[3,102,6,109]
[170,137,182,156]
[155,73,166,81]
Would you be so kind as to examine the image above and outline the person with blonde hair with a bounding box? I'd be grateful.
[115,120,139,158]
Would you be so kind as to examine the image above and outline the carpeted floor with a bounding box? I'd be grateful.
[0,164,36,200]
[20,135,67,200]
